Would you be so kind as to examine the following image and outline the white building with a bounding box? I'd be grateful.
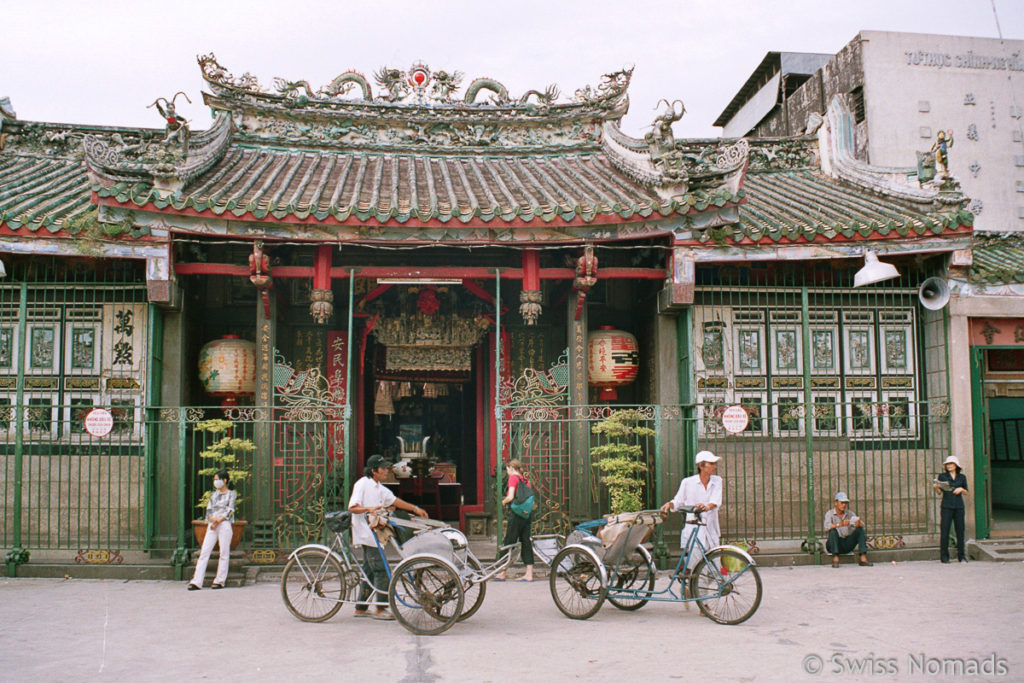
[715,31,1024,232]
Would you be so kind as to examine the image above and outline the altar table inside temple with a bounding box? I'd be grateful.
[383,478,463,526]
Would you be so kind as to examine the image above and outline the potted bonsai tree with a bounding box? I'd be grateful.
[591,409,654,514]
[192,418,253,550]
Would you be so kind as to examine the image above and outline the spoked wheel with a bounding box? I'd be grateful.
[689,548,763,625]
[607,546,656,611]
[389,556,465,635]
[280,548,346,623]
[549,546,606,620]
[457,555,487,622]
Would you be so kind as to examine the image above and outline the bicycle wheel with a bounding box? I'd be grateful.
[689,548,762,625]
[457,555,487,622]
[280,548,346,623]
[549,546,606,620]
[607,545,656,611]
[389,556,465,636]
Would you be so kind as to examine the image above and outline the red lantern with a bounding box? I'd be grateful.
[587,326,639,401]
[198,335,257,406]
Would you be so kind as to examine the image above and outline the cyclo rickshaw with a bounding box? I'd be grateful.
[546,506,763,624]
[280,510,516,635]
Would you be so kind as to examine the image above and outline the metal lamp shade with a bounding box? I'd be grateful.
[853,251,900,287]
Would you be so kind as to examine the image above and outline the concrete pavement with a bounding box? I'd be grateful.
[1,559,1022,682]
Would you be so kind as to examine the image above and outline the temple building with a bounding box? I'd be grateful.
[0,55,980,576]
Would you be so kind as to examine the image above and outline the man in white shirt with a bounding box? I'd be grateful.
[348,454,427,620]
[661,450,723,571]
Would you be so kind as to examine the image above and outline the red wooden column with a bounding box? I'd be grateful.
[519,250,542,325]
[310,245,333,324]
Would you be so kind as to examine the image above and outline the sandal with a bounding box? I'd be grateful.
[211,583,224,589]
[831,556,840,568]
[187,583,200,591]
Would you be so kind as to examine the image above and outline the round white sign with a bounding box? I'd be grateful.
[84,408,114,438]
[721,405,749,434]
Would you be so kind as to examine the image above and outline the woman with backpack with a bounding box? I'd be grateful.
[495,459,535,582]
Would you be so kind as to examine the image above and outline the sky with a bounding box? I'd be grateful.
[4,0,1024,139]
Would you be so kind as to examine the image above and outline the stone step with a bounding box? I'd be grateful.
[969,537,1024,562]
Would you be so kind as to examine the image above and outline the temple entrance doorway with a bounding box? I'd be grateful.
[361,333,484,526]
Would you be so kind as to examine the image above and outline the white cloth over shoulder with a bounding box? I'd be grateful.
[348,476,397,547]
[669,473,723,570]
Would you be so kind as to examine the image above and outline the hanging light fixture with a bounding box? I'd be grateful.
[853,250,900,287]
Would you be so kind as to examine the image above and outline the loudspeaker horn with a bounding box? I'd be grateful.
[918,277,950,310]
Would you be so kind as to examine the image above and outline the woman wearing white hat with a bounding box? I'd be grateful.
[661,450,722,571]
[933,455,969,563]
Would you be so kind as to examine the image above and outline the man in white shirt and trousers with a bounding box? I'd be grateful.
[348,454,427,620]
[661,450,723,573]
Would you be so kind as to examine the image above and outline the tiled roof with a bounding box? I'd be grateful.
[730,169,972,243]
[0,153,94,232]
[93,148,739,224]
[970,233,1024,284]
[1,151,971,243]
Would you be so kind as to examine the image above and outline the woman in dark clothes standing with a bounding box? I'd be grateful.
[933,455,969,563]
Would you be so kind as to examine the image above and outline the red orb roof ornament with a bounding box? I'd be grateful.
[408,64,430,88]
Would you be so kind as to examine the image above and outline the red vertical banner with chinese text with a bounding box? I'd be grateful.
[326,330,348,463]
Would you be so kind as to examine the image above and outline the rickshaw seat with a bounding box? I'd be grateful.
[597,511,663,560]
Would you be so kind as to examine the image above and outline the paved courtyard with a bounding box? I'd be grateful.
[1,559,1021,682]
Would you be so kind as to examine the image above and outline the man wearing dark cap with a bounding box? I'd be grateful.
[824,491,872,568]
[348,454,428,620]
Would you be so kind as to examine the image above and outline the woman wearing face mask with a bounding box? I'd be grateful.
[188,470,236,590]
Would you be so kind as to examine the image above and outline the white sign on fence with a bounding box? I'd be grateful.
[84,408,114,438]
[721,405,749,434]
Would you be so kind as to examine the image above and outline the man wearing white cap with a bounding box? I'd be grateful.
[661,450,722,570]
[933,455,968,563]
[823,492,872,568]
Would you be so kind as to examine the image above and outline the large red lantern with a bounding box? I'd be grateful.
[588,326,639,401]
[198,335,257,406]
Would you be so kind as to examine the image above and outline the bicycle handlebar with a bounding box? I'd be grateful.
[669,505,706,520]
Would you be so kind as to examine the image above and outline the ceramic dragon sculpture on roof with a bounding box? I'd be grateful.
[600,98,750,200]
[197,53,628,114]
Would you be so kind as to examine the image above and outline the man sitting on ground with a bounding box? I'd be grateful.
[823,491,873,568]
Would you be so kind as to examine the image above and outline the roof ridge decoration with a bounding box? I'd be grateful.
[197,52,630,113]
[197,54,637,154]
[817,96,966,207]
[83,110,233,196]
[601,100,749,200]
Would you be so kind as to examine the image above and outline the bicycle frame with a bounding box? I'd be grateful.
[599,512,757,605]
[285,515,520,611]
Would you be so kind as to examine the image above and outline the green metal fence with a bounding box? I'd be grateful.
[2,264,151,571]
[504,397,949,553]
[155,406,347,561]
